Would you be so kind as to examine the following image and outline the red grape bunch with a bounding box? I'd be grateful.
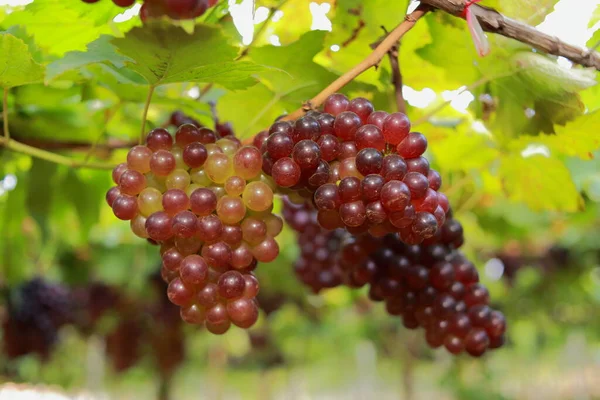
[81,0,218,21]
[337,212,506,357]
[258,93,448,245]
[106,122,283,334]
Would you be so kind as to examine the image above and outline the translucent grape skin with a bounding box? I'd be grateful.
[347,97,375,124]
[190,188,217,216]
[150,150,177,176]
[217,271,245,299]
[334,111,362,141]
[380,180,411,212]
[233,146,263,179]
[292,140,321,171]
[355,124,385,151]
[292,116,320,143]
[127,145,152,173]
[323,93,350,116]
[183,142,208,168]
[179,255,209,286]
[146,128,173,151]
[355,148,383,176]
[382,112,411,145]
[397,132,428,158]
[112,195,138,220]
[271,157,301,187]
[266,131,294,160]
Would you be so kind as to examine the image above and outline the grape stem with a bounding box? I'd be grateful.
[387,39,405,114]
[283,4,431,121]
[140,85,156,144]
[419,0,600,69]
[2,88,9,140]
[0,137,115,170]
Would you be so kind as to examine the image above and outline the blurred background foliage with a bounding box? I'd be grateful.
[0,0,600,398]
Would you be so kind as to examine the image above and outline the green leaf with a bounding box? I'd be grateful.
[512,52,597,96]
[111,23,272,89]
[499,154,582,211]
[0,33,45,88]
[429,129,500,172]
[46,36,134,83]
[2,0,126,56]
[26,159,58,239]
[509,111,600,160]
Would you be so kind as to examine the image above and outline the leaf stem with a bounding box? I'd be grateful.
[283,5,430,121]
[0,137,115,170]
[2,88,9,140]
[140,85,156,144]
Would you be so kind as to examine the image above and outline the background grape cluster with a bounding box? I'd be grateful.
[105,95,506,357]
[81,0,218,21]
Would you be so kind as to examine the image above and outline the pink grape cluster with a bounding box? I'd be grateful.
[258,94,448,244]
[106,123,282,334]
[81,0,218,21]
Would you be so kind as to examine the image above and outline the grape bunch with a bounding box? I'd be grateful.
[282,198,344,292]
[81,0,218,21]
[106,123,283,334]
[259,93,448,244]
[2,278,72,360]
[337,213,505,357]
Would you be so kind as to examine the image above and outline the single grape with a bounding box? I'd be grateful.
[112,195,138,220]
[190,188,217,216]
[382,112,410,145]
[119,170,146,195]
[205,153,233,184]
[146,211,173,241]
[366,111,389,130]
[380,180,411,212]
[314,183,341,210]
[180,304,206,325]
[403,172,429,199]
[106,186,121,207]
[339,201,366,227]
[323,93,350,116]
[355,124,385,151]
[233,146,263,179]
[218,271,245,299]
[292,116,320,143]
[252,237,279,262]
[179,255,209,286]
[196,214,223,242]
[201,241,232,269]
[127,146,152,174]
[216,196,246,224]
[397,132,427,158]
[162,189,190,215]
[333,111,362,141]
[381,154,407,181]
[339,157,362,179]
[464,328,489,357]
[167,278,194,306]
[150,150,177,176]
[146,128,173,151]
[130,214,148,238]
[171,210,198,238]
[231,244,255,269]
[266,131,294,160]
[338,177,362,203]
[317,113,335,135]
[241,218,267,245]
[361,174,385,202]
[165,168,191,190]
[227,298,259,328]
[406,156,429,175]
[316,134,340,162]
[347,97,374,124]
[355,148,383,176]
[271,157,301,187]
[292,140,321,171]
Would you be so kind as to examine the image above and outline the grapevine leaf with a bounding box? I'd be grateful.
[46,36,134,83]
[2,0,127,56]
[250,31,375,104]
[429,129,500,172]
[498,155,582,211]
[512,52,596,96]
[508,111,600,160]
[111,24,273,89]
[0,33,45,88]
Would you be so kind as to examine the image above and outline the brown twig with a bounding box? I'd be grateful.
[283,5,430,121]
[11,137,137,152]
[387,39,406,113]
[420,0,600,69]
